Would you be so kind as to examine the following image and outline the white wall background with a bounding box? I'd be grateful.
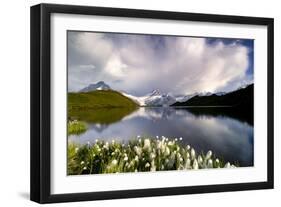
[0,0,279,206]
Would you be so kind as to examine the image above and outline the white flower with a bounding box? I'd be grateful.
[83,166,87,170]
[206,150,212,160]
[207,159,213,168]
[112,159,118,166]
[80,161,85,165]
[193,159,199,170]
[143,139,151,150]
[186,145,191,150]
[134,146,142,156]
[198,155,203,164]
[138,139,142,143]
[179,137,183,141]
[224,162,231,168]
[168,141,173,146]
[103,142,109,150]
[150,152,156,160]
[95,139,99,143]
[137,135,141,138]
[215,158,220,163]
[92,153,95,157]
[156,135,159,139]
[185,158,191,169]
[150,160,156,171]
[186,151,190,159]
[175,138,178,142]
[145,162,150,168]
[191,148,196,160]
[176,152,182,160]
[75,147,79,153]
[157,141,161,150]
[111,152,115,156]
[112,139,115,144]
[124,156,128,161]
[134,155,139,161]
[164,146,170,156]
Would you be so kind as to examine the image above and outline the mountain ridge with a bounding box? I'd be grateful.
[172,84,253,108]
[77,81,253,107]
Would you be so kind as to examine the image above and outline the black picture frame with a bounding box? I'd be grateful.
[30,3,274,204]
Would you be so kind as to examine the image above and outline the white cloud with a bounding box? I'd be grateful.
[68,32,252,95]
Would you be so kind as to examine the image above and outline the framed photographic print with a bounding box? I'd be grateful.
[30,3,274,203]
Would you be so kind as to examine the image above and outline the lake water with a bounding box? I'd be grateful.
[68,107,253,167]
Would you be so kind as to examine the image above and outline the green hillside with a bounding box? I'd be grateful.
[68,90,138,109]
[68,90,138,124]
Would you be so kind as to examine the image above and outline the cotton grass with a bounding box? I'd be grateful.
[67,136,238,175]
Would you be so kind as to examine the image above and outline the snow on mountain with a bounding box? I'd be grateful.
[121,92,147,106]
[79,81,111,92]
[215,92,226,96]
[198,92,213,97]
[78,81,250,106]
[175,93,197,102]
[122,89,176,107]
[237,82,253,90]
[144,89,176,106]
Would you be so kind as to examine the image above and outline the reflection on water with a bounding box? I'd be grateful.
[68,107,253,167]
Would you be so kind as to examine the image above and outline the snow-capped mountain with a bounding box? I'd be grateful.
[199,92,213,96]
[144,90,176,106]
[122,89,176,107]
[77,81,251,106]
[79,81,111,92]
[121,92,147,106]
[175,93,197,102]
[215,92,226,96]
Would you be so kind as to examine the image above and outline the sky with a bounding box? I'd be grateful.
[68,31,254,96]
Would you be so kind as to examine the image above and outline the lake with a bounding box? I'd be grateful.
[68,107,253,167]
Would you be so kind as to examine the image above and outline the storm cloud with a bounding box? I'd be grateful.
[68,31,253,96]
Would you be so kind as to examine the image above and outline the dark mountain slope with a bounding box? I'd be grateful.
[172,84,253,108]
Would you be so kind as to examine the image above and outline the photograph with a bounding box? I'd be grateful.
[67,31,254,175]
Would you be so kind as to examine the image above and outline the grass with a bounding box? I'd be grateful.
[68,120,88,135]
[67,136,237,175]
[68,90,138,124]
[68,90,138,110]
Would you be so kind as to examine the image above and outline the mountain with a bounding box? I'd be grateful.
[79,81,111,92]
[172,84,253,108]
[69,90,138,110]
[77,81,253,108]
[122,89,176,107]
[144,89,176,106]
[215,92,226,96]
[68,90,138,123]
